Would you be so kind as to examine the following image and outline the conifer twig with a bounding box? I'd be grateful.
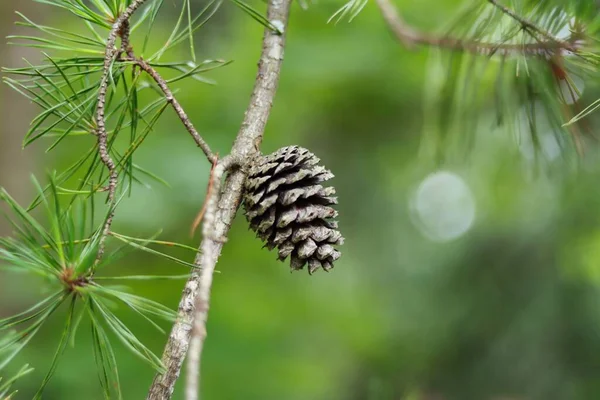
[124,56,216,163]
[94,0,216,270]
[375,0,580,56]
[93,0,149,268]
[184,154,234,400]
[147,0,292,398]
[190,154,220,237]
[487,0,573,48]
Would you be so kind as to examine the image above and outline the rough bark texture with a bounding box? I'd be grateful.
[93,0,150,268]
[146,0,292,398]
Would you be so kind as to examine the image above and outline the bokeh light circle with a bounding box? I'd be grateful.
[410,171,476,242]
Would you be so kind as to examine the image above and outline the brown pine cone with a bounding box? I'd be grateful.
[243,146,343,274]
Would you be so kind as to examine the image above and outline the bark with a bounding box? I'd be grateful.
[147,0,292,398]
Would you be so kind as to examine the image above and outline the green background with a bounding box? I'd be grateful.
[2,0,600,399]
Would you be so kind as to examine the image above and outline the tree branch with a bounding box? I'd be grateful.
[184,154,234,400]
[146,0,292,398]
[123,56,216,163]
[487,0,571,47]
[375,0,580,56]
[93,0,149,269]
[94,0,217,270]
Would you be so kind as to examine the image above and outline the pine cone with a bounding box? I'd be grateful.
[243,146,343,274]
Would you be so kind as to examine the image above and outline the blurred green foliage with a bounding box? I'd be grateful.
[3,0,600,399]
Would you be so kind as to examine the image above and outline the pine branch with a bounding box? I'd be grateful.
[373,0,598,160]
[122,56,216,163]
[375,0,581,56]
[185,154,236,400]
[146,0,292,398]
[93,0,149,269]
[3,0,234,395]
[93,0,216,269]
[487,0,571,47]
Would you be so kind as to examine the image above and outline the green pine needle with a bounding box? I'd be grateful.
[0,364,35,399]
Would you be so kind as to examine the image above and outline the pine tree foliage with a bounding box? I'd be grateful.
[422,0,600,164]
[0,177,195,398]
[0,365,33,400]
[2,0,600,397]
[4,0,231,201]
[0,0,270,396]
[336,0,600,164]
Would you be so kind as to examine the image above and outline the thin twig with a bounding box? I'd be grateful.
[146,0,292,397]
[94,0,215,269]
[190,154,219,237]
[184,154,232,400]
[93,0,149,268]
[375,0,580,56]
[125,56,216,163]
[487,0,573,48]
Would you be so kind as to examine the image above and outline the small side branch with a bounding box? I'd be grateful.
[124,56,216,163]
[375,0,580,56]
[373,0,420,48]
[487,0,572,48]
[94,0,215,269]
[146,0,292,398]
[184,154,234,400]
[93,0,149,268]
